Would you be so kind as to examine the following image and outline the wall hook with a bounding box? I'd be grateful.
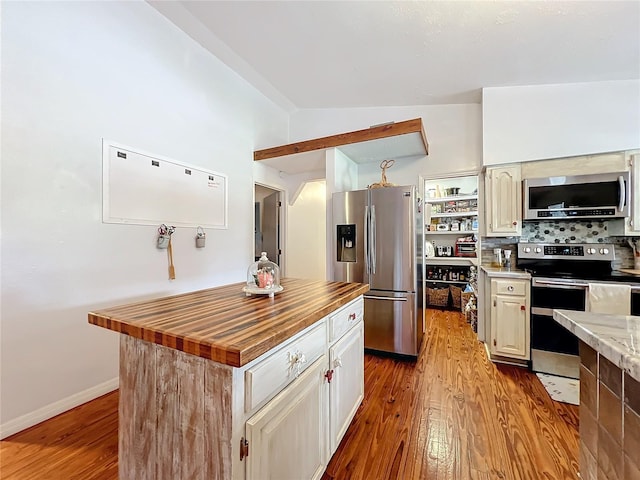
[196,226,206,248]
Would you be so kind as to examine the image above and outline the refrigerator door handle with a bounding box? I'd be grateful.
[364,295,408,302]
[370,205,377,274]
[364,205,370,274]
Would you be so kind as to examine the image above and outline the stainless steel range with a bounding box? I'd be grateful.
[517,242,617,379]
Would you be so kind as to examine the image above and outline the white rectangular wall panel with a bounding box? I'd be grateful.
[103,141,228,228]
[482,80,640,165]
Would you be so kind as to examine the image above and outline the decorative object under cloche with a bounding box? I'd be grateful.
[243,252,283,297]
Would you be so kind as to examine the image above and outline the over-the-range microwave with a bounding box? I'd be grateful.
[524,171,630,220]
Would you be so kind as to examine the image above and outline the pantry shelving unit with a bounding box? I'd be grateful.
[423,173,480,311]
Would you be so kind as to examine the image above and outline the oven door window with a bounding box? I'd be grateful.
[530,313,579,355]
[532,286,586,311]
[631,292,640,316]
[530,284,585,357]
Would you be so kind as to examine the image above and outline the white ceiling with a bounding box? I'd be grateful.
[152,1,640,112]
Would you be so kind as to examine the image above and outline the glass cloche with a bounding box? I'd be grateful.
[243,252,283,297]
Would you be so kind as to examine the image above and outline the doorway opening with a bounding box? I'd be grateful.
[254,184,282,268]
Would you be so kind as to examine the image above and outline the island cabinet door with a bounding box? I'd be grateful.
[245,355,329,480]
[329,322,364,454]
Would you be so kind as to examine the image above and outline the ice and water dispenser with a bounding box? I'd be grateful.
[336,224,356,262]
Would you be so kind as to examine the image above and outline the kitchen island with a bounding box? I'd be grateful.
[553,310,640,480]
[89,278,369,480]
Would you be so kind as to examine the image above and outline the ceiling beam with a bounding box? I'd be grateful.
[254,118,428,161]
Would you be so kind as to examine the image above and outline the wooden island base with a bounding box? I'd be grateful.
[119,335,233,479]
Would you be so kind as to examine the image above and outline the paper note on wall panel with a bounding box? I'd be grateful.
[103,142,227,228]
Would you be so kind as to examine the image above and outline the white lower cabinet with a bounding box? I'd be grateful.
[246,355,329,480]
[243,296,365,480]
[489,278,530,361]
[329,322,364,453]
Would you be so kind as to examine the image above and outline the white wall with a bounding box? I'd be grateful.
[0,1,288,437]
[483,80,640,165]
[285,181,326,280]
[290,104,483,188]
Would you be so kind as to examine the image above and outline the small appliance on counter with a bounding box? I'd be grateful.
[436,245,453,257]
[455,236,477,257]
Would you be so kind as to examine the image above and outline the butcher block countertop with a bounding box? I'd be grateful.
[89,278,369,368]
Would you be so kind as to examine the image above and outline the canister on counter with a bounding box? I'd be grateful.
[493,248,503,267]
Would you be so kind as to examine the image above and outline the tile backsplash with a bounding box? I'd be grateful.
[520,220,609,243]
[481,220,636,270]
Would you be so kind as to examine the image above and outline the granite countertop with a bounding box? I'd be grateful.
[553,309,640,382]
[89,278,369,367]
[480,265,531,280]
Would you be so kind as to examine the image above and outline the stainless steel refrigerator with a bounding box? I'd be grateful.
[332,185,423,357]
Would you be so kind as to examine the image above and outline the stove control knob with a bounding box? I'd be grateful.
[586,248,596,255]
[523,247,531,253]
[534,247,542,253]
[600,248,609,255]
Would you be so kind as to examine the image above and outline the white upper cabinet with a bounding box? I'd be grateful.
[520,151,628,178]
[485,165,522,237]
[609,150,640,236]
[628,152,640,235]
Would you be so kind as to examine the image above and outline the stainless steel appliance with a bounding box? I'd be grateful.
[517,243,619,378]
[524,171,629,220]
[332,185,423,357]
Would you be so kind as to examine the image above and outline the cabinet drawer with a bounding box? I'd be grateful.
[492,279,527,296]
[329,297,364,343]
[245,322,326,413]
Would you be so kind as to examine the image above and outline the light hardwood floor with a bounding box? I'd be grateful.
[1,309,578,479]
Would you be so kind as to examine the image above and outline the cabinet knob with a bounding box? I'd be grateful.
[520,305,526,311]
[512,221,517,226]
[508,285,514,291]
[348,312,356,321]
[324,369,334,383]
[334,357,343,368]
[288,350,307,378]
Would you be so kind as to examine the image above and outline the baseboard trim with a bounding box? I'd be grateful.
[1,377,119,440]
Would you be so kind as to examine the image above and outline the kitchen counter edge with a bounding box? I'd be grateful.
[553,309,640,382]
[480,266,531,279]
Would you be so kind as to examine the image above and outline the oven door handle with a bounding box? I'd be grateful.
[533,279,589,289]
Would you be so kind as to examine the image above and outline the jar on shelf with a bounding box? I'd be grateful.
[244,252,282,297]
